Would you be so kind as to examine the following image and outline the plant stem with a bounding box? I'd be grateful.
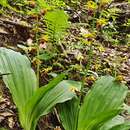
[37,45,40,87]
[86,45,93,72]
[36,16,40,87]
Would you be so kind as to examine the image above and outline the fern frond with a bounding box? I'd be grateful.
[44,9,70,43]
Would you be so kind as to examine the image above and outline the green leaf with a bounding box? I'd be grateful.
[109,121,130,130]
[23,80,77,130]
[78,76,128,130]
[0,0,8,7]
[0,0,22,13]
[0,128,7,130]
[99,115,125,130]
[58,81,82,130]
[36,0,50,9]
[0,48,78,130]
[58,98,80,130]
[44,9,70,42]
[37,51,56,61]
[0,47,37,111]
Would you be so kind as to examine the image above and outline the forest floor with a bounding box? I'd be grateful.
[0,1,130,130]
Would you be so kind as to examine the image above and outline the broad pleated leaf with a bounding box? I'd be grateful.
[58,81,81,130]
[99,115,125,130]
[78,76,128,130]
[109,121,130,130]
[58,98,80,130]
[0,48,78,130]
[0,48,37,111]
[23,80,78,130]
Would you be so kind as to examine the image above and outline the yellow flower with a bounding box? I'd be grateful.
[76,52,84,61]
[70,86,79,93]
[42,67,52,73]
[32,57,42,65]
[89,76,96,81]
[100,0,112,5]
[40,35,48,42]
[83,32,96,39]
[83,40,92,45]
[98,45,105,52]
[86,1,97,10]
[54,126,61,130]
[115,75,124,83]
[94,64,101,70]
[83,32,95,45]
[72,64,83,71]
[97,18,108,27]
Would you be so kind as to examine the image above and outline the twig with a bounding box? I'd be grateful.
[0,18,32,28]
